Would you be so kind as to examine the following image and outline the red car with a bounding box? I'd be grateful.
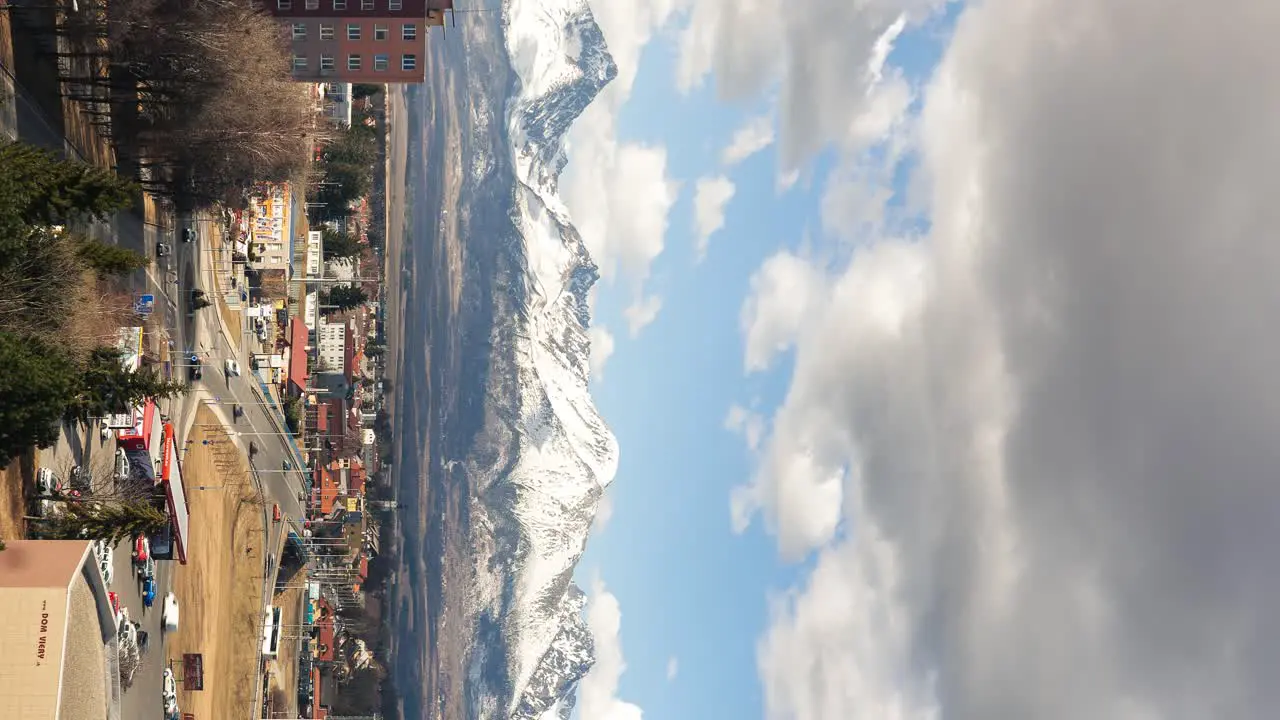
[272,503,282,522]
[108,591,122,622]
[132,535,149,564]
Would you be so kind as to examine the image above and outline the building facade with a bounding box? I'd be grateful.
[267,0,452,82]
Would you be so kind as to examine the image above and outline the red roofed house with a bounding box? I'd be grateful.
[286,317,309,396]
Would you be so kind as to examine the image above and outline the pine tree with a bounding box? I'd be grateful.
[66,347,189,422]
[74,236,148,276]
[43,501,170,544]
[0,141,135,227]
[0,332,79,466]
[322,285,368,311]
[322,228,364,260]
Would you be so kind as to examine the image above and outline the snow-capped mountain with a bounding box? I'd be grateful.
[459,0,619,716]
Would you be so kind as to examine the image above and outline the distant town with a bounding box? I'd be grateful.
[0,0,446,718]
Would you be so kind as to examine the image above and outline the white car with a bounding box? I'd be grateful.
[99,556,113,587]
[224,358,241,377]
[114,448,130,481]
[162,667,179,715]
[35,468,57,497]
[162,592,180,632]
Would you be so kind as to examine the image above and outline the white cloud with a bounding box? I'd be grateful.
[724,403,765,452]
[579,578,645,720]
[666,656,679,682]
[624,295,663,337]
[562,0,684,307]
[594,491,615,532]
[589,325,616,381]
[693,176,736,261]
[721,114,776,166]
[676,0,943,169]
[736,0,1280,718]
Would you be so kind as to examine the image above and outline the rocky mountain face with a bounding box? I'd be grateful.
[459,0,620,716]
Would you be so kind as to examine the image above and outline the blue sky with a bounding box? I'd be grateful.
[560,4,960,718]
[538,0,1280,718]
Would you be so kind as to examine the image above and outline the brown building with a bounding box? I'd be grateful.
[0,541,119,719]
[267,0,453,82]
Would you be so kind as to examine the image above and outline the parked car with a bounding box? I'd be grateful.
[114,448,130,481]
[108,591,122,624]
[224,358,241,377]
[181,227,195,243]
[189,361,203,381]
[99,557,113,587]
[142,576,157,608]
[69,465,89,494]
[35,467,57,497]
[272,503,281,522]
[156,242,170,257]
[140,555,156,582]
[132,535,149,564]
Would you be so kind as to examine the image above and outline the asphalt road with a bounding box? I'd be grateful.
[114,211,310,719]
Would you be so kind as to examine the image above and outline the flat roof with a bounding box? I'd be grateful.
[0,541,97,719]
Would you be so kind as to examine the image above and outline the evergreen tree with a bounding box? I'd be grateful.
[322,285,368,311]
[74,236,148,276]
[42,501,170,544]
[322,228,364,260]
[0,141,135,227]
[0,332,79,466]
[66,347,188,422]
[352,83,383,99]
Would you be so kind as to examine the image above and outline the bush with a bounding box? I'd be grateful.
[0,332,78,467]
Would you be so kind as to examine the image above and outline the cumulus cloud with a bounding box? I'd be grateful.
[588,325,616,381]
[724,403,766,452]
[693,176,736,261]
[666,656,679,682]
[735,0,1280,718]
[563,0,683,302]
[624,295,663,338]
[677,0,940,169]
[721,114,775,166]
[579,578,644,720]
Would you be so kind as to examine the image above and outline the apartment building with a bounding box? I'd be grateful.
[268,0,452,83]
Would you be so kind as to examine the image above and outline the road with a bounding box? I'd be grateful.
[114,210,310,719]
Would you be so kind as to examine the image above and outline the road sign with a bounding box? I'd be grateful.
[182,653,204,690]
[134,293,155,316]
[189,354,199,364]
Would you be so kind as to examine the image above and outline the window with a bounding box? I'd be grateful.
[319,23,334,40]
[305,0,318,8]
[292,54,307,71]
[361,0,373,9]
[348,54,362,71]
[373,23,388,40]
[347,23,360,40]
[401,23,416,41]
[333,0,346,9]
[388,0,401,9]
[277,0,291,9]
[373,54,389,71]
[401,53,416,71]
[320,54,335,71]
[291,22,306,39]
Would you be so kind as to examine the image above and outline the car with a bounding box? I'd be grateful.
[92,539,112,565]
[70,465,90,494]
[132,535,149,564]
[137,629,150,654]
[232,404,244,421]
[162,668,178,712]
[140,555,156,582]
[108,591,122,622]
[181,227,195,243]
[117,615,137,646]
[189,361,203,381]
[162,592,179,632]
[35,467,57,497]
[272,503,281,522]
[142,576,157,608]
[224,358,241,377]
[282,460,292,471]
[114,448,130,481]
[99,423,111,441]
[156,242,170,257]
[99,557,113,587]
[248,441,259,457]
[257,325,269,342]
